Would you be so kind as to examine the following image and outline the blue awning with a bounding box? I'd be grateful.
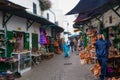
[66,0,109,15]
[70,34,79,38]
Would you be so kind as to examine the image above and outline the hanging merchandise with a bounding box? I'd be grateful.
[46,36,50,45]
[53,38,62,54]
[90,63,101,77]
[39,28,47,45]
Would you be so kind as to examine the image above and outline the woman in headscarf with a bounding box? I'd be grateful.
[62,38,70,57]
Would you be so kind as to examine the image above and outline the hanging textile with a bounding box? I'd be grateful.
[39,28,47,45]
[46,36,50,45]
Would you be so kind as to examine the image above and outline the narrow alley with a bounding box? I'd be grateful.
[17,52,96,80]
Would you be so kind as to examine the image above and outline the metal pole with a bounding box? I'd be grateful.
[4,25,7,58]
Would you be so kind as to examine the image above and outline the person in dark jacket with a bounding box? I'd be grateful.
[95,33,111,80]
[70,39,74,53]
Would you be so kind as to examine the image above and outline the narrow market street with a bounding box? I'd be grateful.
[0,0,120,80]
[16,52,96,80]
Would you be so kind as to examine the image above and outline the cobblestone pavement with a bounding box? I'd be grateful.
[16,52,98,80]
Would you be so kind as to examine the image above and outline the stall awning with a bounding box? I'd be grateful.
[66,0,108,15]
[73,0,120,26]
[74,14,91,23]
[70,34,79,38]
[74,9,105,23]
[0,1,64,32]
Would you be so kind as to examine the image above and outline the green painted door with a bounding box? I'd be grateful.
[7,31,14,57]
[32,33,38,50]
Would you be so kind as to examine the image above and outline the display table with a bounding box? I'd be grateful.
[31,54,41,66]
[108,55,120,77]
[12,51,31,74]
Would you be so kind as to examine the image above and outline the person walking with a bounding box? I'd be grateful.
[53,38,61,54]
[94,33,111,80]
[63,39,70,57]
[67,37,71,49]
[73,38,78,51]
[78,38,83,54]
[70,39,74,53]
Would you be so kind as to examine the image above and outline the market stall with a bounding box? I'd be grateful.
[0,30,30,79]
[79,25,120,79]
[11,31,31,74]
[39,28,54,60]
[105,24,120,78]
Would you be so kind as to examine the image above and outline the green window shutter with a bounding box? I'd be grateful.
[32,33,38,50]
[24,33,30,50]
[7,31,14,57]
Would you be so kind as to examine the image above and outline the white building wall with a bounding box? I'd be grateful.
[91,8,120,28]
[54,9,64,27]
[8,0,41,16]
[42,9,64,38]
[42,9,64,27]
[0,11,41,48]
[103,9,120,28]
[42,10,55,23]
[42,0,64,29]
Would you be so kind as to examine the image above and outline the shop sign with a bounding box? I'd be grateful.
[17,27,22,30]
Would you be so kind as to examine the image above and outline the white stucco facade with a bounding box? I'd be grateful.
[42,8,64,40]
[103,9,120,28]
[42,9,64,27]
[0,12,41,48]
[8,0,41,16]
[42,10,55,23]
[90,8,120,28]
[0,0,58,49]
[42,0,64,30]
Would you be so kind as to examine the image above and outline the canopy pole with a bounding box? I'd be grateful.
[26,20,35,30]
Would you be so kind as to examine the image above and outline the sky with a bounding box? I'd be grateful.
[51,0,79,14]
[50,0,80,34]
[59,0,79,15]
